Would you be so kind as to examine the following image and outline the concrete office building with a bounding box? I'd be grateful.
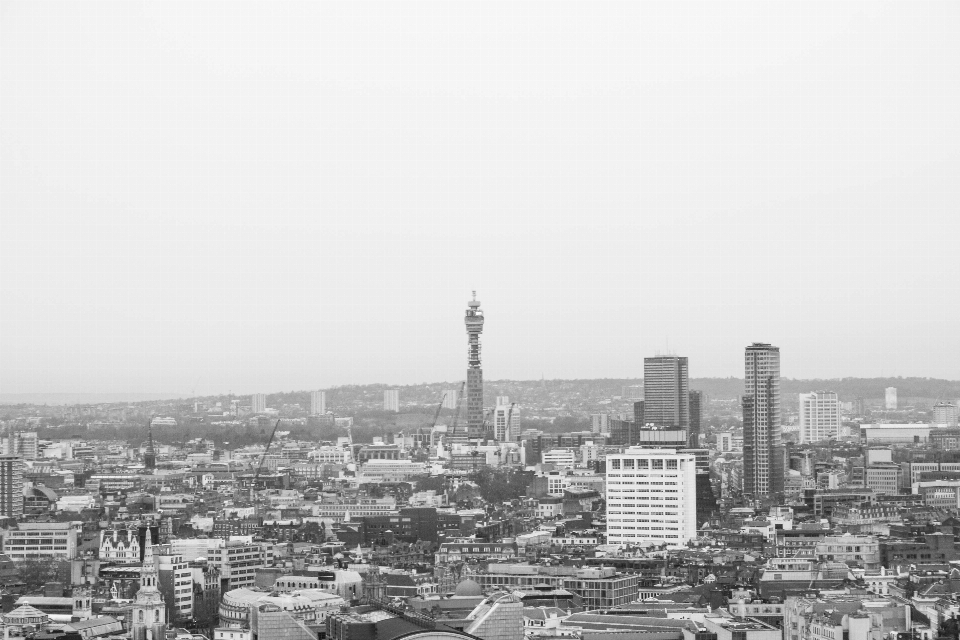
[155,544,194,620]
[743,343,784,499]
[2,522,76,560]
[251,394,267,414]
[885,387,898,410]
[383,390,400,412]
[933,402,959,425]
[799,391,841,443]
[688,391,702,447]
[5,432,38,460]
[310,391,326,416]
[643,356,689,428]
[0,454,24,519]
[590,413,609,435]
[605,447,697,546]
[493,400,519,442]
[442,389,460,410]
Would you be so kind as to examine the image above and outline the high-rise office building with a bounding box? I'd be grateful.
[463,292,485,442]
[383,390,400,412]
[310,391,326,416]
[798,391,841,443]
[742,343,784,499]
[885,387,898,410]
[688,391,702,447]
[4,431,38,460]
[251,394,267,414]
[493,401,520,442]
[643,356,689,428]
[934,402,959,425]
[605,447,697,546]
[442,389,460,410]
[0,454,24,520]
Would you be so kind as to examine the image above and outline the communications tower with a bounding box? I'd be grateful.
[463,292,485,442]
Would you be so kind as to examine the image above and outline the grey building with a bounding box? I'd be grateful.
[743,343,784,500]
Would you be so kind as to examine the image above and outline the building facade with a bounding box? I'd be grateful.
[885,387,898,410]
[493,401,520,442]
[383,390,400,412]
[605,447,697,545]
[2,522,76,560]
[464,293,485,441]
[933,402,959,425]
[251,394,266,414]
[310,391,326,416]
[643,356,689,428]
[743,343,784,499]
[0,454,24,519]
[798,391,841,444]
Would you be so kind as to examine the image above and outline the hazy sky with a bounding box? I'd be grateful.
[2,1,959,396]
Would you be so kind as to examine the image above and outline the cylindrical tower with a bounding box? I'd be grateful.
[464,292,485,440]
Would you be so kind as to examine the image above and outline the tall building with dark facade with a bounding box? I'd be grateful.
[688,391,702,447]
[643,356,689,428]
[743,343,784,500]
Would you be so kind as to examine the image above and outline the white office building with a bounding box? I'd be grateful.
[885,387,898,410]
[383,389,400,412]
[542,448,576,469]
[798,391,841,443]
[251,394,267,414]
[442,389,460,410]
[310,390,326,416]
[493,401,520,442]
[605,447,697,546]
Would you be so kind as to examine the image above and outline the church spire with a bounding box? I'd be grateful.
[139,527,159,593]
[144,420,157,470]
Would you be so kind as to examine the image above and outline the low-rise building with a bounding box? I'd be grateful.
[2,522,77,560]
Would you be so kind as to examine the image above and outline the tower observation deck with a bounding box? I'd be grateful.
[463,292,485,441]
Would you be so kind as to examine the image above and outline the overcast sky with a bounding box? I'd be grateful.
[2,1,959,397]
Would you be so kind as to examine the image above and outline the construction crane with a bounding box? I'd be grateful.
[250,420,281,519]
[444,382,466,451]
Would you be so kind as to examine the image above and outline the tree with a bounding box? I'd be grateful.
[15,557,70,593]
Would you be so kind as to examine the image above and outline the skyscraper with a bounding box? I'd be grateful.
[383,390,400,412]
[643,356,689,428]
[798,391,841,443]
[251,394,266,414]
[442,389,460,410]
[0,454,23,519]
[605,447,697,546]
[742,343,784,500]
[4,431,38,460]
[311,390,326,416]
[464,292,485,441]
[688,391,702,447]
[493,400,520,442]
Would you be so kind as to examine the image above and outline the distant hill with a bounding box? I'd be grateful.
[3,376,959,408]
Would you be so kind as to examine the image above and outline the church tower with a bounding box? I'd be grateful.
[130,527,166,640]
